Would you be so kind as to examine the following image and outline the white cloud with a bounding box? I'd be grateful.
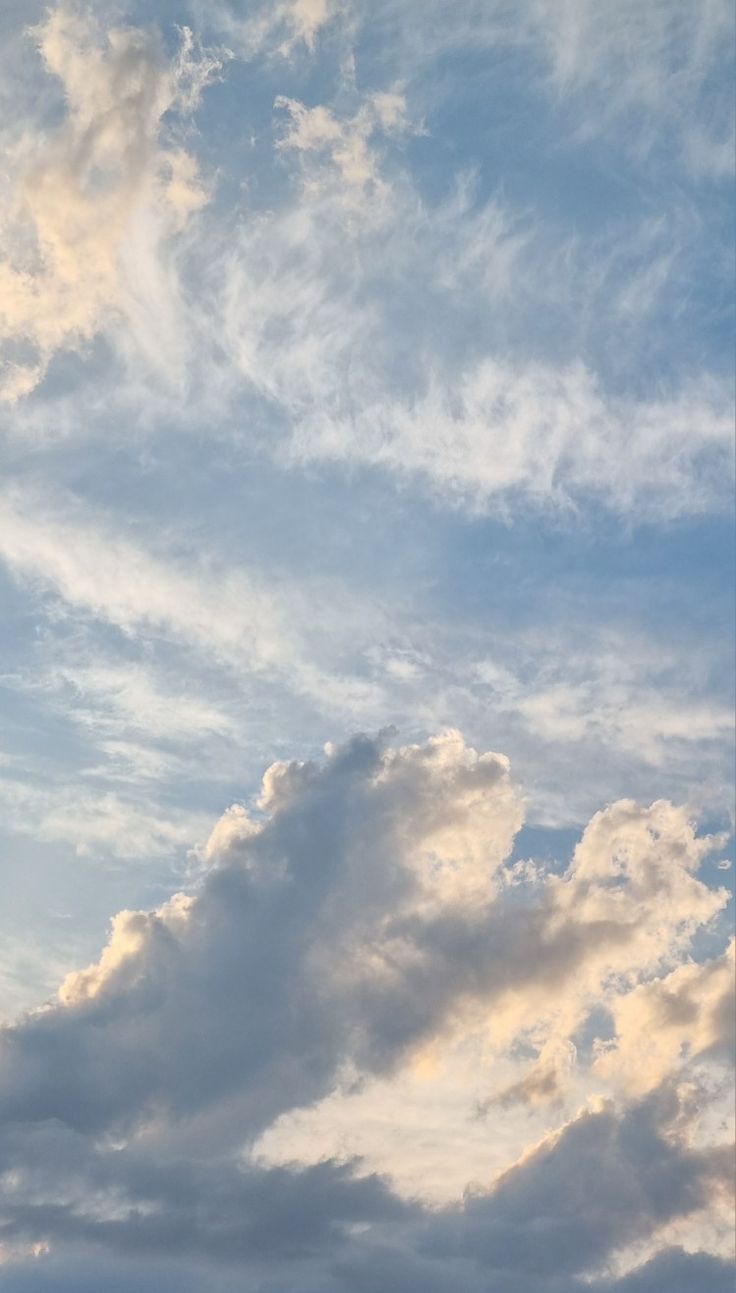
[38,659,236,745]
[527,0,735,170]
[0,7,224,401]
[0,7,731,1286]
[1,7,730,522]
[276,89,410,194]
[200,88,732,520]
[594,941,736,1096]
[0,730,731,1286]
[196,0,341,59]
[1,483,732,845]
[0,486,373,707]
[286,359,733,518]
[0,774,208,859]
[285,0,340,51]
[320,0,735,177]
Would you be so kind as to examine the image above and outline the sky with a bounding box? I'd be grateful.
[0,1,734,1289]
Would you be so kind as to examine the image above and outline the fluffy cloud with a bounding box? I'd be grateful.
[0,1085,731,1290]
[0,732,524,1134]
[424,1085,733,1281]
[0,731,731,1287]
[595,941,736,1095]
[286,359,733,517]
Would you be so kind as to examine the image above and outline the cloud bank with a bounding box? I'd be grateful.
[0,731,732,1288]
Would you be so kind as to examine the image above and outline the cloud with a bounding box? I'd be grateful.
[0,6,731,1287]
[38,659,235,745]
[594,941,736,1095]
[285,0,341,51]
[0,732,524,1134]
[608,1248,735,1293]
[196,0,341,60]
[525,0,735,174]
[275,89,410,195]
[1,478,732,875]
[0,729,731,1289]
[0,774,208,859]
[0,7,224,401]
[201,84,733,520]
[286,359,733,518]
[485,1037,577,1111]
[0,732,728,1125]
[254,784,732,1203]
[0,1242,733,1293]
[424,1085,733,1280]
[0,486,388,718]
[2,6,731,523]
[0,1078,731,1289]
[315,0,735,177]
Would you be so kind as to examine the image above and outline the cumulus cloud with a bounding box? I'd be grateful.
[594,941,736,1095]
[0,1084,731,1290]
[0,732,524,1134]
[0,7,223,400]
[424,1085,733,1280]
[0,730,731,1288]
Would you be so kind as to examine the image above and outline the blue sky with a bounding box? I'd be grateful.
[0,2,734,1289]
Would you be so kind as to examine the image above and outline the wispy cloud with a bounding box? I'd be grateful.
[0,7,224,400]
[4,5,730,519]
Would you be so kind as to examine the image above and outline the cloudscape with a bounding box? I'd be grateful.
[0,3,734,1290]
